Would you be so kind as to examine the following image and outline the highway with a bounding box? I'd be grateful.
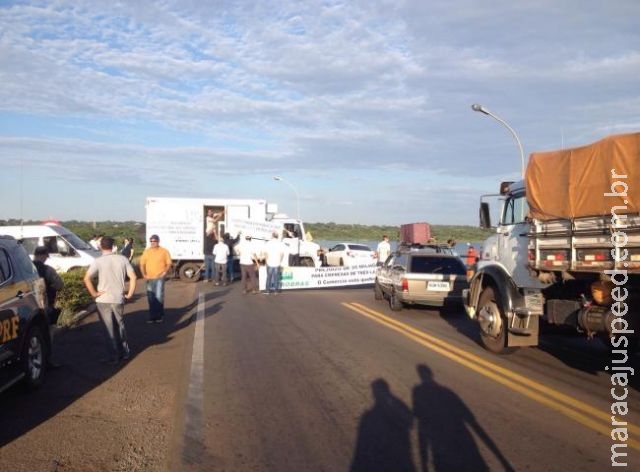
[1,280,638,471]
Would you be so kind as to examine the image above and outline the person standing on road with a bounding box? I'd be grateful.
[33,246,65,367]
[237,234,258,293]
[376,235,391,265]
[33,246,64,324]
[83,236,137,364]
[203,232,216,282]
[120,237,135,261]
[213,237,230,286]
[139,234,172,323]
[223,232,240,282]
[264,231,285,294]
[466,244,478,267]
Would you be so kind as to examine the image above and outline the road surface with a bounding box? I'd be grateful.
[1,280,638,471]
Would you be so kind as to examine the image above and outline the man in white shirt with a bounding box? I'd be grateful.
[376,235,391,265]
[264,231,285,294]
[237,234,259,293]
[213,239,230,285]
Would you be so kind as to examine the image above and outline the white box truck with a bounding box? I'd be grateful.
[145,197,321,281]
[0,224,100,273]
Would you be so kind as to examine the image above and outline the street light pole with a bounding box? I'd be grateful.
[273,176,300,221]
[471,103,525,178]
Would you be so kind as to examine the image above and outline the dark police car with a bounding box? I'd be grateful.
[0,235,51,393]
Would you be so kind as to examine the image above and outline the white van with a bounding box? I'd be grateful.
[0,224,100,273]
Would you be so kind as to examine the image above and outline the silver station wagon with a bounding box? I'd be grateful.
[374,249,468,311]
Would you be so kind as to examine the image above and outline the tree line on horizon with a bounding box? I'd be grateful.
[1,218,492,246]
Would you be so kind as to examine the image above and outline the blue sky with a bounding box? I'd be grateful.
[1,0,639,225]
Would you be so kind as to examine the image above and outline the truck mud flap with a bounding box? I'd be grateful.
[507,309,539,347]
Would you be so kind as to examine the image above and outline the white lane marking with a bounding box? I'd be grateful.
[184,292,205,446]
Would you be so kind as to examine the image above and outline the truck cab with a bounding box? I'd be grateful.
[465,181,546,353]
[481,181,547,289]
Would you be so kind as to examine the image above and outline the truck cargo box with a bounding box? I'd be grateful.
[400,222,431,244]
[526,132,640,221]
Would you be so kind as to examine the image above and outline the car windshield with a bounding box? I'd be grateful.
[61,233,94,251]
[410,256,466,275]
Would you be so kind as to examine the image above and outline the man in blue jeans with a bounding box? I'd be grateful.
[139,234,173,323]
[264,231,285,294]
[223,233,240,282]
[203,232,216,282]
[83,236,137,364]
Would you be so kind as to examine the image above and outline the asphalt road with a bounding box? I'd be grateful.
[1,279,639,471]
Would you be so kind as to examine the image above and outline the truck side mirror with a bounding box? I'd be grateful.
[479,202,491,229]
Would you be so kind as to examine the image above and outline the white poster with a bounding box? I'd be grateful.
[258,263,377,290]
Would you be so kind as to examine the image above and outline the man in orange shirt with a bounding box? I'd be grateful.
[466,245,478,267]
[139,234,173,323]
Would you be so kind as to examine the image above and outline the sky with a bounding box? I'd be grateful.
[1,0,639,226]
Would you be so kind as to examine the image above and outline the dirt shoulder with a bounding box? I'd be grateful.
[0,281,198,472]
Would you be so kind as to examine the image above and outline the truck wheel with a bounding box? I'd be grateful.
[477,286,514,354]
[21,326,47,389]
[374,280,384,300]
[178,262,202,283]
[389,290,403,311]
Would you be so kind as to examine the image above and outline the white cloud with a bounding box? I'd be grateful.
[0,0,638,224]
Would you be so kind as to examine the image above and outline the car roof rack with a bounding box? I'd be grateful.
[396,242,453,254]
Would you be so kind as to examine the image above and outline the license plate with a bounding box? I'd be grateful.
[427,281,449,291]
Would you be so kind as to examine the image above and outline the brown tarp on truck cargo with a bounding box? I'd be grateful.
[526,132,640,220]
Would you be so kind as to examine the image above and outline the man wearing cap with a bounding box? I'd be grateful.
[83,236,137,364]
[139,234,173,323]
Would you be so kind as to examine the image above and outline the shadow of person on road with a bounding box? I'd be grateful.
[437,305,484,346]
[350,378,416,472]
[412,364,514,472]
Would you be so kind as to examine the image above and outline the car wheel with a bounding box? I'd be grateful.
[21,326,47,389]
[374,280,383,300]
[389,290,403,311]
[178,262,202,282]
[477,286,515,354]
[339,258,344,266]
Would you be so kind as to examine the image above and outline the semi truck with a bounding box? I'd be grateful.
[145,197,321,282]
[464,132,640,353]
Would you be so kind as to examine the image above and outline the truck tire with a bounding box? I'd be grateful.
[178,262,202,283]
[477,286,514,354]
[389,290,403,311]
[21,326,47,389]
[374,280,384,300]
